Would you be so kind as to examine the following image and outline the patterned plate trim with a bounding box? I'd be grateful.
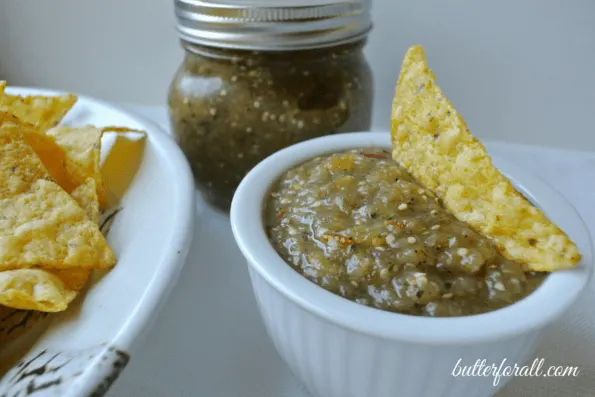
[0,344,130,397]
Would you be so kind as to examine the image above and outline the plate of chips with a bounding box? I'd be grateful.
[0,83,195,397]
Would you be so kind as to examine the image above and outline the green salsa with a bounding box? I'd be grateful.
[265,148,546,317]
[169,42,373,211]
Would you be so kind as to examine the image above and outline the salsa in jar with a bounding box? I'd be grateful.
[169,1,373,211]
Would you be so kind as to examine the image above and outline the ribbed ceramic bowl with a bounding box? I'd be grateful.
[230,132,593,397]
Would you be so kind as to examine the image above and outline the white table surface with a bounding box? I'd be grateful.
[106,104,595,397]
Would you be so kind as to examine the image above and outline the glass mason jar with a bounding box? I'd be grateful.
[169,0,374,211]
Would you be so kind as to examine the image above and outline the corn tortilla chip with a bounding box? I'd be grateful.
[0,179,100,312]
[0,178,115,270]
[0,269,76,312]
[0,137,97,302]
[0,110,20,125]
[0,122,80,311]
[101,130,146,207]
[50,269,91,292]
[0,129,53,197]
[0,92,77,132]
[70,178,100,225]
[101,126,145,134]
[47,126,107,209]
[0,89,113,312]
[0,130,115,270]
[0,121,77,194]
[52,179,101,296]
[0,113,98,197]
[391,45,580,271]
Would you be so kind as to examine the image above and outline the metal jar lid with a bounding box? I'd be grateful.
[174,0,373,51]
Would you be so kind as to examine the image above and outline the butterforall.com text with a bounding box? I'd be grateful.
[452,358,580,386]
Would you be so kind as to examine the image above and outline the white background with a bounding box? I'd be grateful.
[0,0,594,150]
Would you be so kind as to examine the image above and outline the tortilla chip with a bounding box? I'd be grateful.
[0,114,97,197]
[2,180,101,309]
[0,121,76,194]
[391,45,581,272]
[47,126,107,209]
[0,269,76,312]
[70,178,100,225]
[0,125,86,310]
[59,176,102,292]
[0,92,77,132]
[0,129,53,197]
[0,110,23,128]
[50,269,92,292]
[101,126,145,134]
[101,130,146,207]
[0,130,115,270]
[0,81,5,97]
[53,179,100,295]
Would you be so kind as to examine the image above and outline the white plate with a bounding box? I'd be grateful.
[0,88,195,397]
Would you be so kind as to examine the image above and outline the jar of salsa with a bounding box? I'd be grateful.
[169,0,374,211]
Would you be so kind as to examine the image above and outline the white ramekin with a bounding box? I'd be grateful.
[230,132,593,397]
